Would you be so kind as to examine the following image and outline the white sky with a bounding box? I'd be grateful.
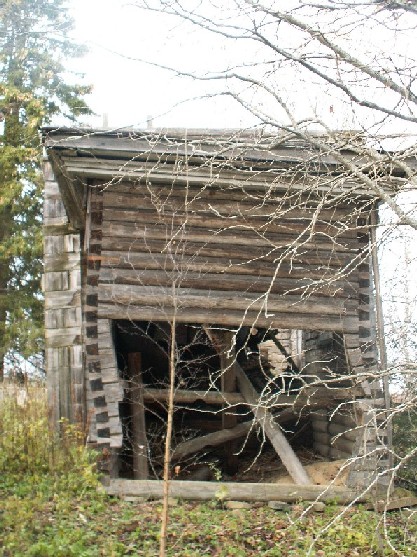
[68,0,253,129]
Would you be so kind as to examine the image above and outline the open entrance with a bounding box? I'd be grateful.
[112,321,333,483]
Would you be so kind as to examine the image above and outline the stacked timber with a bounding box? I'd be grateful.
[95,181,362,332]
[312,408,363,461]
[43,162,84,425]
[84,187,123,458]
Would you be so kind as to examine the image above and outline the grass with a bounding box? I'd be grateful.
[1,381,417,556]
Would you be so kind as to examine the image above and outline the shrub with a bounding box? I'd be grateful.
[0,380,97,482]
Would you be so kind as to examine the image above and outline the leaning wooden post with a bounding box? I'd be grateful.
[235,363,312,486]
[370,207,393,468]
[128,352,149,479]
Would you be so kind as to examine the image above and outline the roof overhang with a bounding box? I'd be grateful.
[42,127,411,230]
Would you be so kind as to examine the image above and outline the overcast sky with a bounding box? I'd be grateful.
[69,0,253,130]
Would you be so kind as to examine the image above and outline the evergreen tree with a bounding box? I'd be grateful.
[0,0,91,378]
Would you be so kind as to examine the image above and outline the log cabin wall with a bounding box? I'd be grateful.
[43,161,84,425]
[95,180,364,331]
[43,128,393,488]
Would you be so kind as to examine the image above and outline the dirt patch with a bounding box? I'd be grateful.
[236,448,350,486]
[274,459,350,486]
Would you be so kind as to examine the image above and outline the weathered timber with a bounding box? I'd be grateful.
[97,285,356,315]
[99,250,358,282]
[98,268,355,299]
[143,388,245,406]
[128,353,149,479]
[97,303,358,333]
[100,237,357,268]
[235,363,311,485]
[142,386,363,408]
[103,208,358,240]
[105,479,368,503]
[173,422,252,461]
[172,408,298,461]
[61,155,389,198]
[103,221,359,253]
[328,422,363,442]
[102,186,359,219]
[331,437,356,454]
[219,330,239,472]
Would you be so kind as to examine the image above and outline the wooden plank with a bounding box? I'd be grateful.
[143,388,245,406]
[105,479,368,503]
[60,155,384,198]
[98,268,355,299]
[128,353,149,480]
[173,422,252,461]
[103,208,358,239]
[234,363,311,485]
[102,221,358,253]
[172,408,298,461]
[99,250,357,282]
[98,303,355,332]
[143,386,363,408]
[103,188,356,220]
[100,237,357,268]
[98,285,355,316]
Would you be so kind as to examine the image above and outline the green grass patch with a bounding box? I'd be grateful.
[1,382,417,556]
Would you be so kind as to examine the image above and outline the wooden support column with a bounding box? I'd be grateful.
[219,330,239,473]
[128,352,149,479]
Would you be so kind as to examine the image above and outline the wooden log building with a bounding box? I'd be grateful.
[42,127,395,497]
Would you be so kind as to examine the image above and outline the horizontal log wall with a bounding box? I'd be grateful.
[95,181,367,331]
[43,162,84,425]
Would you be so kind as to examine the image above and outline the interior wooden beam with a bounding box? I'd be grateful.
[173,422,252,461]
[142,386,364,407]
[219,329,239,473]
[143,388,244,406]
[172,409,298,461]
[106,479,368,504]
[128,353,149,480]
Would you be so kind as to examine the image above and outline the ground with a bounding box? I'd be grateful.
[1,472,417,557]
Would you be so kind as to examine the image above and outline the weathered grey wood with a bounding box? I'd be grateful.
[97,284,355,315]
[103,187,356,218]
[331,436,355,454]
[98,268,355,299]
[218,330,239,472]
[103,221,358,253]
[143,386,362,408]
[101,237,356,267]
[128,353,149,480]
[103,208,358,239]
[173,422,252,461]
[97,302,356,333]
[329,422,362,442]
[105,479,368,503]
[235,363,311,485]
[99,250,356,281]
[173,407,298,461]
[143,388,245,406]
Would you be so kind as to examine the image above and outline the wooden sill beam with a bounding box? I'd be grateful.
[105,479,368,504]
